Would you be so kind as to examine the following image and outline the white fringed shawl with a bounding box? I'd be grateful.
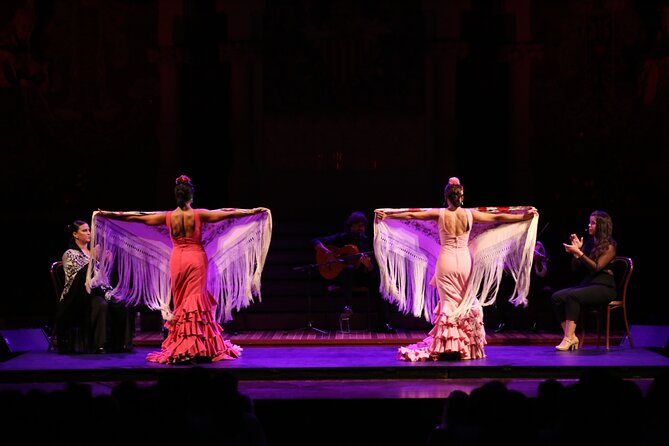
[87,209,272,323]
[374,206,537,322]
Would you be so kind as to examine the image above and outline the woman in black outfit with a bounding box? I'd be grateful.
[56,220,133,353]
[550,210,617,351]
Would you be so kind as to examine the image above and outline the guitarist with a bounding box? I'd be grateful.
[311,211,396,333]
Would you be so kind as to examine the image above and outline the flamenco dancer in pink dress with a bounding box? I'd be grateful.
[98,175,269,363]
[375,178,537,361]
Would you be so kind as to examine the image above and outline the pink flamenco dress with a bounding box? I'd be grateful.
[398,208,486,361]
[147,210,242,364]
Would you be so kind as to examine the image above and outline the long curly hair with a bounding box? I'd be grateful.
[589,210,616,260]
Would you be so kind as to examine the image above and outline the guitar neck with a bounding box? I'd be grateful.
[338,250,373,260]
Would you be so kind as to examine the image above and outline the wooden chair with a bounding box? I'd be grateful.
[580,256,634,349]
[47,260,64,352]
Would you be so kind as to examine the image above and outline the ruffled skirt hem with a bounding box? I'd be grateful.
[397,301,486,362]
[146,295,242,364]
[146,338,242,364]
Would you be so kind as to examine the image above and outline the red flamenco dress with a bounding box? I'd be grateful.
[147,210,242,363]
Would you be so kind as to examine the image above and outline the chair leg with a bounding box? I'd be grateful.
[622,306,634,348]
[339,313,351,333]
[47,323,57,352]
[595,312,601,348]
[606,308,611,350]
[367,292,372,331]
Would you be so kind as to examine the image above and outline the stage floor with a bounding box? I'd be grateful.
[1,340,667,399]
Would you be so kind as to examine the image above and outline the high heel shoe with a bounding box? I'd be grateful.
[555,336,579,351]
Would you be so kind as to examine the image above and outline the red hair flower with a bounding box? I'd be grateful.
[175,175,192,185]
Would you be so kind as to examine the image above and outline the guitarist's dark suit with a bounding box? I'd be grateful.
[311,212,395,333]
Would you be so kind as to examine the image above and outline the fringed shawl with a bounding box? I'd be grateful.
[374,206,537,322]
[87,209,272,323]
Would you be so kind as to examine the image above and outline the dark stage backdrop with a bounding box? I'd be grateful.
[1,0,667,329]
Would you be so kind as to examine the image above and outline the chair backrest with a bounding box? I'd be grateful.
[610,256,633,303]
[50,260,64,301]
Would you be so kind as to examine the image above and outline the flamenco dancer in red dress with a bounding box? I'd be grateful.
[98,175,268,363]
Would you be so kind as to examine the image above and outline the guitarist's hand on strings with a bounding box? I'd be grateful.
[359,253,373,271]
[315,242,338,264]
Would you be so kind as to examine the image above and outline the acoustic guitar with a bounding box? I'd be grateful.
[316,244,372,280]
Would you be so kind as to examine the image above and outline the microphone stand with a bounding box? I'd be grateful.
[284,263,329,335]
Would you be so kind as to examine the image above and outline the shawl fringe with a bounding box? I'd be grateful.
[88,209,272,323]
[374,206,537,322]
